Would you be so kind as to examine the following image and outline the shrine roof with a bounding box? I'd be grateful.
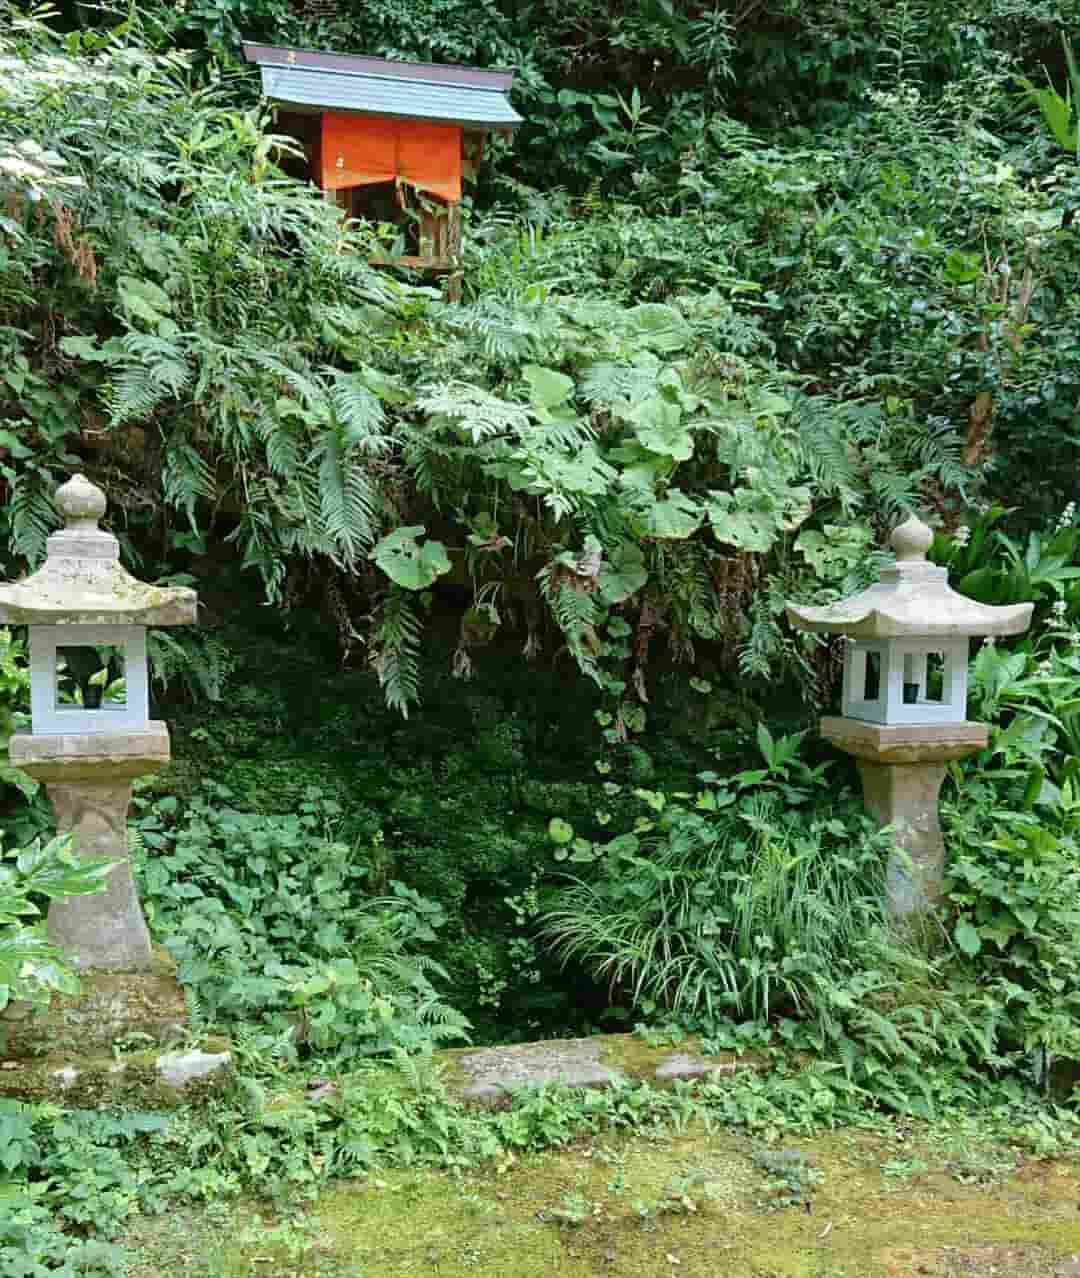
[242,43,523,129]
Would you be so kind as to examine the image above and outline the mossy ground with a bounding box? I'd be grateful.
[120,1118,1080,1278]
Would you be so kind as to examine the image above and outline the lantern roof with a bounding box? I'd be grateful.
[0,476,197,626]
[242,43,523,130]
[786,516,1033,640]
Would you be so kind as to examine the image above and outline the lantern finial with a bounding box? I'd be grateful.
[890,515,934,562]
[55,473,107,532]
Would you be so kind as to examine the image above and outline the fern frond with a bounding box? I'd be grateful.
[108,333,192,425]
[328,370,389,453]
[579,361,660,407]
[415,382,531,442]
[537,563,601,683]
[163,440,214,522]
[370,588,423,716]
[314,432,378,567]
[9,470,59,564]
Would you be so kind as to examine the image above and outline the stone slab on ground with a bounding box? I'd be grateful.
[0,945,186,1058]
[156,1049,232,1090]
[456,1038,625,1104]
[653,1051,756,1083]
[445,1033,761,1107]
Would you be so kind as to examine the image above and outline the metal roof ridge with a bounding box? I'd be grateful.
[242,42,515,88]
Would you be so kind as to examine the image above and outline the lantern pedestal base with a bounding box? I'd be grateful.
[820,717,988,921]
[10,724,171,973]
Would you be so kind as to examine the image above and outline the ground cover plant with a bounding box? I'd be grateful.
[3,0,1080,1273]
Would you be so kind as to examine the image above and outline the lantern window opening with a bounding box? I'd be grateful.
[838,636,970,726]
[29,624,150,736]
[55,643,127,711]
[863,649,881,701]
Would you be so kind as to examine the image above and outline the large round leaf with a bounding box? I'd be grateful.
[372,526,452,590]
[644,492,703,540]
[598,542,648,604]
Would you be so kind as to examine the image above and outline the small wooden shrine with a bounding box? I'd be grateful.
[243,43,521,280]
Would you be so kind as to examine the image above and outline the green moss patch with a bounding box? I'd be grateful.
[120,1122,1080,1277]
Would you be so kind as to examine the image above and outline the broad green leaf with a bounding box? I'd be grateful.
[632,397,694,461]
[605,833,639,857]
[953,919,982,958]
[944,250,980,285]
[0,431,32,460]
[625,304,692,353]
[643,492,702,540]
[59,335,113,363]
[548,818,574,845]
[753,390,792,417]
[523,365,574,411]
[372,526,452,591]
[0,765,34,803]
[117,274,172,326]
[707,491,781,553]
[598,542,648,605]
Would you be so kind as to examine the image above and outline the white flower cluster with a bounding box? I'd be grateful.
[952,525,971,547]
[868,85,923,112]
[1058,501,1077,530]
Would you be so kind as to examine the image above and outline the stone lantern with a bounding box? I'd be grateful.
[787,516,1032,920]
[0,475,196,971]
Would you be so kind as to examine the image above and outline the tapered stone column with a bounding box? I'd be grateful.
[10,725,170,971]
[821,717,987,919]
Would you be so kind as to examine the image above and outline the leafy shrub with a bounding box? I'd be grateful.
[134,785,469,1059]
[0,834,117,1019]
[946,804,1080,1065]
[541,727,998,1109]
[541,728,889,1020]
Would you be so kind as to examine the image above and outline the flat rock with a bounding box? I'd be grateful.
[457,1038,626,1105]
[156,1049,232,1091]
[49,1065,80,1089]
[653,1052,756,1083]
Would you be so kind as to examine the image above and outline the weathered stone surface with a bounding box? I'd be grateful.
[444,1034,763,1106]
[0,1036,232,1107]
[456,1038,627,1105]
[820,717,987,920]
[0,945,186,1057]
[11,725,171,972]
[156,1049,232,1090]
[0,474,197,627]
[10,723,172,779]
[653,1052,756,1083]
[787,515,1032,640]
[820,716,988,765]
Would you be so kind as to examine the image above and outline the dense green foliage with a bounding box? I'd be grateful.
[5,1,1080,1270]
[4,0,1080,724]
